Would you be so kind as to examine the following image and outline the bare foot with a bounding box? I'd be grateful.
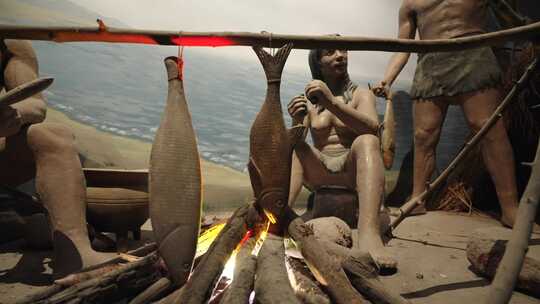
[500,207,518,229]
[356,231,397,272]
[501,210,540,233]
[53,243,117,279]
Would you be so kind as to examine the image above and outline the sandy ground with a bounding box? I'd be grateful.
[44,108,275,210]
[1,211,539,303]
[380,212,539,304]
[0,109,538,303]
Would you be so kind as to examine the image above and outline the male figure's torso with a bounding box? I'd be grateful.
[405,0,489,39]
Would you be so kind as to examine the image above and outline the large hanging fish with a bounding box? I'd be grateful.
[149,53,201,286]
[248,43,304,228]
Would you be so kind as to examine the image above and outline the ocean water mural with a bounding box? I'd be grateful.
[1,0,470,173]
[34,41,468,172]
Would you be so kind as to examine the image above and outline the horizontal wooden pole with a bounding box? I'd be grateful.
[0,19,539,53]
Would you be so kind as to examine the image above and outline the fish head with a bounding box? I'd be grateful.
[257,187,288,225]
[248,159,289,225]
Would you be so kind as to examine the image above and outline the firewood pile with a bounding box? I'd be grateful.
[17,204,415,304]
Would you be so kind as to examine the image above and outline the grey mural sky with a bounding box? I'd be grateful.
[76,0,417,83]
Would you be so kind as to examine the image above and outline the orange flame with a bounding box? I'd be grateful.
[197,219,270,282]
[251,221,270,256]
[196,222,226,258]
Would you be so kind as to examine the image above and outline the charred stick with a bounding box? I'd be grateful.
[166,204,253,304]
[286,212,366,304]
[219,238,257,304]
[314,240,410,304]
[343,255,411,304]
[15,243,158,304]
[15,285,64,304]
[128,277,172,304]
[254,234,300,304]
[389,57,539,232]
[286,256,331,304]
[36,252,160,304]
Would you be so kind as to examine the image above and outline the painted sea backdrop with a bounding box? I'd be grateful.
[2,0,469,173]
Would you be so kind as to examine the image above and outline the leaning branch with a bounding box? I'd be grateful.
[389,57,539,232]
[486,136,540,303]
[1,20,540,52]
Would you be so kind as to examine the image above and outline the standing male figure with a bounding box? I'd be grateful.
[374,0,521,227]
[287,47,396,269]
[0,39,111,278]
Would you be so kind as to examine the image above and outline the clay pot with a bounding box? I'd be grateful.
[86,187,148,252]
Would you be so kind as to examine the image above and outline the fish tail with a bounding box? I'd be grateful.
[164,56,181,81]
[252,43,293,82]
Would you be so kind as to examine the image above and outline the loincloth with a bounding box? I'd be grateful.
[319,147,350,173]
[410,47,502,100]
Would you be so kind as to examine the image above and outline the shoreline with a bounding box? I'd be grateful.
[44,108,259,210]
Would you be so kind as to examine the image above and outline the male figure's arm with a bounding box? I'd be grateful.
[373,1,417,96]
[2,40,47,133]
[305,80,379,135]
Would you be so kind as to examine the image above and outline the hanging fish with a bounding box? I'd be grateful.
[149,52,201,287]
[381,90,396,170]
[248,43,304,229]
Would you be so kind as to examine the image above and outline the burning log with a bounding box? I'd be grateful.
[312,240,410,304]
[287,215,366,304]
[343,255,411,304]
[286,256,331,304]
[255,234,300,304]
[161,204,256,304]
[220,238,257,304]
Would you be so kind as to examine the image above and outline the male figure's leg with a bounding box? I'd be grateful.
[411,98,449,213]
[0,123,112,278]
[348,134,396,269]
[460,88,520,227]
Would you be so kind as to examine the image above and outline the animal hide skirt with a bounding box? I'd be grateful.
[320,147,350,173]
[410,47,502,100]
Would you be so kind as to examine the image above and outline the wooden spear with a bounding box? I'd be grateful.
[1,19,540,52]
[0,77,53,106]
[388,57,539,233]
[485,137,540,303]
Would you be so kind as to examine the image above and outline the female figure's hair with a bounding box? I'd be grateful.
[308,48,357,104]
